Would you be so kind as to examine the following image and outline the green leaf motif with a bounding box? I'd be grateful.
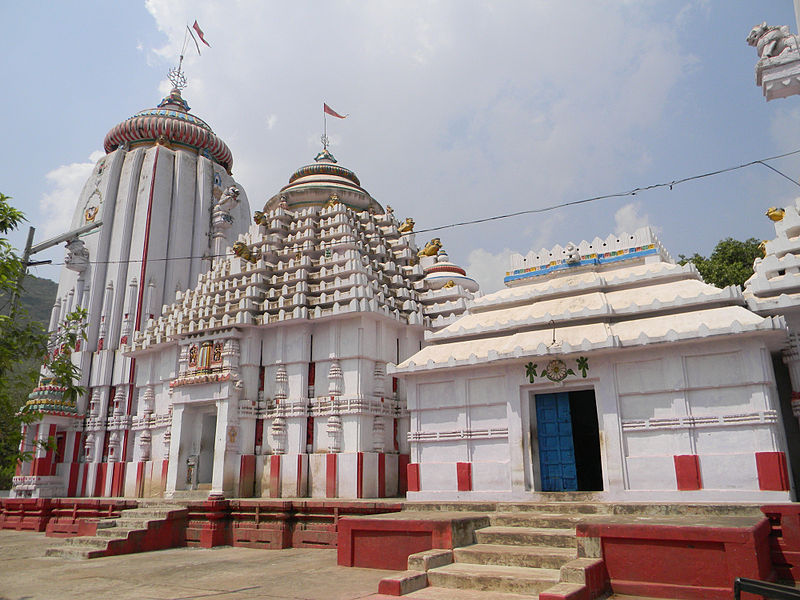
[576,356,589,377]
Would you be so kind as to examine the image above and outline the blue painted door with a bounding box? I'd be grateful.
[536,393,578,491]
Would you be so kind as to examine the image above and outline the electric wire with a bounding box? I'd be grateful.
[26,147,800,269]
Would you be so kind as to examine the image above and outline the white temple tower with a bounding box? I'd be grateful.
[13,86,251,498]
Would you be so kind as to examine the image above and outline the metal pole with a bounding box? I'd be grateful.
[8,219,101,317]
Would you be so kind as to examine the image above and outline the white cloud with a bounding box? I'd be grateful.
[39,151,104,239]
[465,247,515,294]
[137,2,691,270]
[614,202,651,234]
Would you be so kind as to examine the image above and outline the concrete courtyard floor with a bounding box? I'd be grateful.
[0,529,724,600]
[0,529,394,600]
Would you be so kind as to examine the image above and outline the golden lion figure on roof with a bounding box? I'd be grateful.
[233,241,260,263]
[253,210,268,226]
[418,238,442,257]
[766,207,785,222]
[398,217,415,233]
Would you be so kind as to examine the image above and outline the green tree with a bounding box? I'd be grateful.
[0,194,86,488]
[678,237,762,288]
[0,193,47,487]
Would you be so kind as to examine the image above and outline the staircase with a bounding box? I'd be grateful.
[45,501,188,559]
[380,501,612,599]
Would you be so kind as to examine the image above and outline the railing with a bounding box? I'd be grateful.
[733,578,800,599]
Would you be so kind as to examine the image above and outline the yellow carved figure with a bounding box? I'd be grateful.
[233,241,259,263]
[253,210,268,226]
[418,238,442,257]
[398,217,415,233]
[325,194,340,208]
[766,207,785,222]
[443,280,456,288]
[759,240,768,257]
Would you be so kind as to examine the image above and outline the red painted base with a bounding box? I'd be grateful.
[0,498,136,535]
[337,514,490,570]
[45,499,136,536]
[577,517,774,600]
[183,499,403,550]
[95,507,188,557]
[762,504,800,583]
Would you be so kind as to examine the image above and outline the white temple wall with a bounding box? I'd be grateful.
[162,150,199,299]
[259,314,421,406]
[102,148,146,352]
[404,336,793,502]
[250,313,420,498]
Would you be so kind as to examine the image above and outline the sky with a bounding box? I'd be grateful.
[2,1,800,293]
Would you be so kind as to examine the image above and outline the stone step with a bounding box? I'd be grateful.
[490,512,591,529]
[113,518,155,528]
[454,544,576,570]
[169,490,211,500]
[62,536,112,548]
[610,503,762,517]
[476,527,576,549]
[496,502,613,515]
[493,502,763,517]
[404,587,538,599]
[118,509,179,518]
[137,500,185,507]
[404,502,501,513]
[45,546,107,560]
[427,563,559,595]
[404,501,764,518]
[95,527,141,539]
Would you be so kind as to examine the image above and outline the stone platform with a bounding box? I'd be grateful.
[3,497,799,599]
[339,500,797,600]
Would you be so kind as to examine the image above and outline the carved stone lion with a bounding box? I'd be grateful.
[218,186,240,208]
[64,239,90,273]
[232,241,259,263]
[253,210,268,226]
[418,238,442,257]
[747,22,799,59]
[398,217,415,233]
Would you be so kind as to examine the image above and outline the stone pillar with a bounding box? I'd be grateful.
[165,403,187,497]
[211,396,239,498]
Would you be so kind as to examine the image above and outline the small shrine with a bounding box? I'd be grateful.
[393,227,793,501]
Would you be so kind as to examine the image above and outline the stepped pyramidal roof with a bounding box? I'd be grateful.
[395,227,787,373]
[128,153,479,353]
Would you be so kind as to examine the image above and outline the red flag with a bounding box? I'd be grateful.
[193,20,210,47]
[324,103,347,119]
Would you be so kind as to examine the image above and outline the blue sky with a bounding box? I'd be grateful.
[2,1,799,292]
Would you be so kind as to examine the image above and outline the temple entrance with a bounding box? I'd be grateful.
[533,390,602,492]
[198,413,216,487]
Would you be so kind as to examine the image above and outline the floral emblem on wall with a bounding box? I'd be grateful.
[525,356,589,383]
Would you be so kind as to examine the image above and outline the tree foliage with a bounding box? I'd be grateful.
[678,237,762,289]
[0,193,47,487]
[0,194,87,488]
